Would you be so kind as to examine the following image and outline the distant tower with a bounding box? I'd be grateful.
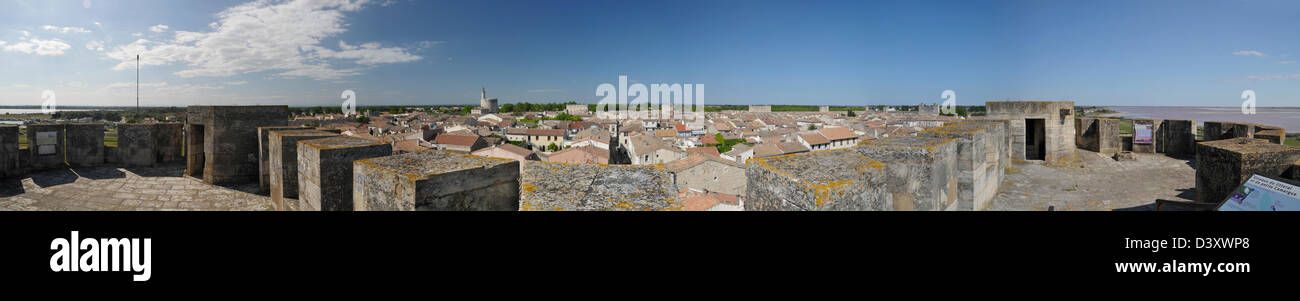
[479,87,498,113]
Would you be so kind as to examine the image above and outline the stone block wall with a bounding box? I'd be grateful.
[1203,121,1256,142]
[918,121,1007,210]
[1195,138,1300,203]
[1160,119,1197,157]
[746,149,890,211]
[268,130,337,209]
[187,106,289,185]
[258,125,309,193]
[117,124,157,167]
[0,125,18,178]
[1075,118,1121,154]
[25,123,65,171]
[296,136,392,211]
[354,150,519,211]
[855,137,958,211]
[154,123,184,163]
[984,101,1076,164]
[1288,160,1300,183]
[1131,118,1163,153]
[64,123,105,167]
[522,162,679,211]
[1256,126,1286,145]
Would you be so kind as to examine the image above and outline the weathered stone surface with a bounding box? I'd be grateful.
[855,136,958,211]
[1160,119,1197,157]
[1,166,275,211]
[268,130,336,208]
[1256,129,1286,145]
[297,136,391,211]
[64,123,105,167]
[0,125,19,178]
[1202,121,1257,141]
[25,123,65,171]
[1288,160,1300,183]
[1113,151,1136,161]
[918,121,1008,210]
[1195,138,1300,203]
[746,149,889,211]
[117,124,157,167]
[258,125,309,193]
[354,150,519,211]
[154,123,184,163]
[1076,118,1121,154]
[186,106,288,185]
[1131,118,1163,153]
[984,101,1076,164]
[522,162,679,211]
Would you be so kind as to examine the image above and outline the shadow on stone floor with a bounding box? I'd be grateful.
[29,168,77,188]
[0,178,25,198]
[1111,202,1157,211]
[72,167,126,180]
[124,164,187,177]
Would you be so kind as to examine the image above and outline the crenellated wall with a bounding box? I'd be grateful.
[521,161,679,211]
[353,150,520,211]
[186,106,289,185]
[984,101,1076,165]
[1195,138,1300,203]
[0,125,18,178]
[746,148,890,211]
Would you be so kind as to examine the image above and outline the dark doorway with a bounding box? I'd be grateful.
[187,125,206,177]
[1026,118,1046,160]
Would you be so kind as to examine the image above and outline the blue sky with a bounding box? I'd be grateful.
[1,0,1298,107]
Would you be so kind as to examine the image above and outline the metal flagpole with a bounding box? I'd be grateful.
[136,54,140,113]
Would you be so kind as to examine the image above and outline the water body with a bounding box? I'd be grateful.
[1107,106,1300,132]
[0,109,98,114]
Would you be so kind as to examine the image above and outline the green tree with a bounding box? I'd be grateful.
[808,124,817,130]
[356,115,370,124]
[847,110,856,117]
[547,143,559,152]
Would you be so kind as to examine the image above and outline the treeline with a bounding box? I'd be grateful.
[54,108,186,123]
[499,101,579,113]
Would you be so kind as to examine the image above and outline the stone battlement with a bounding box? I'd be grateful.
[521,161,679,211]
[746,148,890,211]
[353,150,519,211]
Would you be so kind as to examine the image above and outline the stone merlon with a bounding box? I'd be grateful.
[521,161,679,211]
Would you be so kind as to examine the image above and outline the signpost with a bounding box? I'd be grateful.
[35,131,58,156]
[1217,174,1300,211]
[1134,124,1153,145]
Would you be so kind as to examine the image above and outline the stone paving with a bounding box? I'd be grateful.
[989,150,1197,211]
[0,165,276,211]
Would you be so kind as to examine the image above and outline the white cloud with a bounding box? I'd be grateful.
[1233,50,1266,57]
[43,25,92,34]
[1277,60,1296,65]
[149,24,169,33]
[2,38,72,55]
[105,82,169,89]
[86,40,105,51]
[225,81,248,85]
[105,0,421,80]
[102,81,224,98]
